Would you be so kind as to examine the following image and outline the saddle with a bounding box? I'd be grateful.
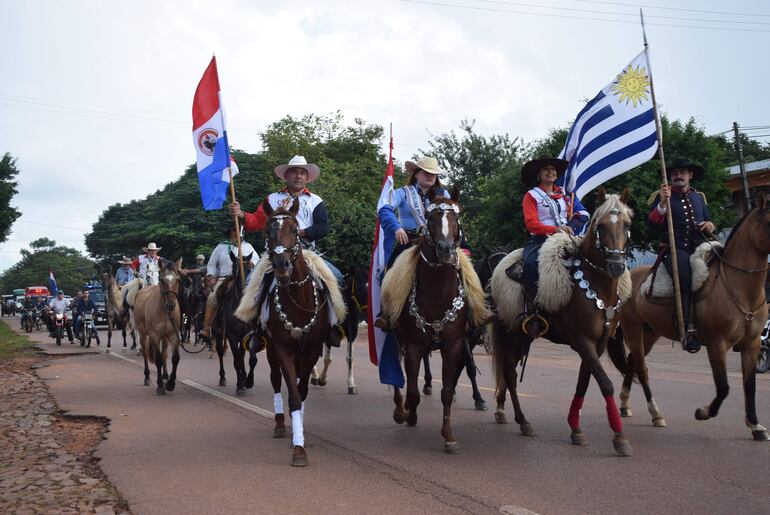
[641,242,721,301]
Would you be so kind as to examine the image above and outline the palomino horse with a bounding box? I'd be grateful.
[489,189,634,456]
[103,272,135,351]
[244,199,332,467]
[211,250,258,396]
[133,259,183,395]
[608,193,770,441]
[389,188,489,454]
[310,266,368,394]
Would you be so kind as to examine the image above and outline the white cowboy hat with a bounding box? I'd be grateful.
[142,242,162,252]
[118,256,133,265]
[196,254,205,261]
[405,156,444,176]
[274,155,320,183]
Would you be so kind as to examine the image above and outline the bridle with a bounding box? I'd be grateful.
[266,214,303,282]
[590,207,631,263]
[420,202,462,268]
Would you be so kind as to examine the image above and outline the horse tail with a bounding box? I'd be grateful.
[489,322,506,399]
[607,324,628,376]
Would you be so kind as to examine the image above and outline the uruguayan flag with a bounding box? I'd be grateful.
[560,50,658,199]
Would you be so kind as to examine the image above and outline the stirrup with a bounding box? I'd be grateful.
[520,312,549,339]
[682,330,701,354]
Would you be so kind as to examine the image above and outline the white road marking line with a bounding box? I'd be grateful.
[181,379,274,419]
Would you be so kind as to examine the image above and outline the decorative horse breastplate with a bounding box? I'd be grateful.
[408,272,466,344]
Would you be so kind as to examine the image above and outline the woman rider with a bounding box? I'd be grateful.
[518,155,590,289]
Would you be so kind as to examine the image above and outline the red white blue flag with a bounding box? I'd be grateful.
[367,133,404,387]
[192,56,236,210]
[48,269,57,296]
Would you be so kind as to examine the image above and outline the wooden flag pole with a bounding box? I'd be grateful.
[228,167,246,287]
[641,9,685,342]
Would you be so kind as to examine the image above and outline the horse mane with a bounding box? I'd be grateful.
[722,208,752,249]
[587,193,633,234]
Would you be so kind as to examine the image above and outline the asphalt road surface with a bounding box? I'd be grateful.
[20,318,770,514]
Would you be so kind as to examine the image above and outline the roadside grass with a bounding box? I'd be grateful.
[0,319,35,359]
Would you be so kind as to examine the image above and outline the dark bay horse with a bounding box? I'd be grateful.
[390,188,487,454]
[490,189,634,456]
[179,271,207,345]
[133,259,182,395]
[311,266,368,394]
[608,193,770,441]
[255,198,331,467]
[103,271,135,351]
[418,248,506,411]
[211,250,258,396]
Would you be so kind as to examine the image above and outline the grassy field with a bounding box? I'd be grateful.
[0,319,35,359]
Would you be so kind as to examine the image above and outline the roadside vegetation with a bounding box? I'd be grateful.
[0,319,35,360]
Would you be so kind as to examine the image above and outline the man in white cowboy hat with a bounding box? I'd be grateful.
[200,220,260,339]
[230,154,345,346]
[115,256,135,286]
[131,242,164,286]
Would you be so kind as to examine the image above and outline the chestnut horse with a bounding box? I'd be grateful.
[133,259,182,395]
[608,193,770,441]
[258,199,331,467]
[490,189,634,456]
[390,188,488,454]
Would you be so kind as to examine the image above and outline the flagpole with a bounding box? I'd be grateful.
[219,86,245,287]
[641,9,685,342]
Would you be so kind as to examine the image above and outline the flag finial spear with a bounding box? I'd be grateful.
[640,9,648,48]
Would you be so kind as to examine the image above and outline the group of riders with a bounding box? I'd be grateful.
[20,288,101,346]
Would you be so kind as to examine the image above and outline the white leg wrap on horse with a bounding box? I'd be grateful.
[301,401,305,416]
[747,421,767,432]
[291,410,304,447]
[273,393,284,414]
[647,399,660,417]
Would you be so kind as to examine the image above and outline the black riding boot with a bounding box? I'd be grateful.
[681,291,701,353]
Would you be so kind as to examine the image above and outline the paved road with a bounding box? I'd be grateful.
[17,317,770,514]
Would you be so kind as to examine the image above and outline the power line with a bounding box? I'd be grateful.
[400,0,770,32]
[471,0,770,26]
[576,0,770,18]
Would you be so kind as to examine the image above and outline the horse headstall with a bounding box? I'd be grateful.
[592,208,631,260]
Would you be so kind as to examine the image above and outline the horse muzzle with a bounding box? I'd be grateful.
[606,259,626,278]
[436,241,458,265]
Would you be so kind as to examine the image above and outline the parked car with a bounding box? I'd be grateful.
[1,295,16,316]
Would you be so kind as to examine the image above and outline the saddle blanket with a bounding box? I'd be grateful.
[640,241,720,298]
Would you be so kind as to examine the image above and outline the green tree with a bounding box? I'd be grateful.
[0,153,22,244]
[0,239,96,294]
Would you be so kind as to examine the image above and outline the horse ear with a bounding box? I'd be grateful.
[262,198,274,217]
[289,198,300,216]
[620,187,631,205]
[757,192,768,211]
[596,187,607,205]
[451,185,461,203]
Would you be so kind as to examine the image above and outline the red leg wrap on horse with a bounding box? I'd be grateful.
[568,395,584,429]
[605,395,623,433]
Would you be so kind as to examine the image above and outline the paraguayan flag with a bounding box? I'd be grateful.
[559,50,658,199]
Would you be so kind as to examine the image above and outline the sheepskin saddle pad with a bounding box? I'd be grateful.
[641,241,721,299]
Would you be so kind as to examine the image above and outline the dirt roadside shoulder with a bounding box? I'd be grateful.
[0,319,129,514]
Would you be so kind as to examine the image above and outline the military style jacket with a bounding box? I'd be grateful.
[647,187,710,252]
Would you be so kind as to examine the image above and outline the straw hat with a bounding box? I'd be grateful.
[405,156,444,176]
[118,256,133,265]
[274,155,320,182]
[142,242,162,252]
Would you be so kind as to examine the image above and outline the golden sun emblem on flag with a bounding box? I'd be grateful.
[611,64,651,107]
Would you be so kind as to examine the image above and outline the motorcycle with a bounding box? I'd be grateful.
[20,308,32,332]
[79,312,99,347]
[53,310,69,346]
[31,307,42,331]
[757,314,770,374]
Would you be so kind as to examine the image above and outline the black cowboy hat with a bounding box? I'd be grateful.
[521,155,569,188]
[667,157,704,180]
[222,220,243,236]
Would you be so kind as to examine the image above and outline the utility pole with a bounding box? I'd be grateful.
[733,121,752,214]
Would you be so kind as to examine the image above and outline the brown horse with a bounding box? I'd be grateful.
[608,193,770,441]
[490,189,634,456]
[252,198,331,467]
[133,259,183,395]
[103,271,135,351]
[388,188,489,454]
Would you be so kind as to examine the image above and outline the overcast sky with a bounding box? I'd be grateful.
[1,0,768,274]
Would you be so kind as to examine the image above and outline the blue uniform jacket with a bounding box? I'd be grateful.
[648,188,710,251]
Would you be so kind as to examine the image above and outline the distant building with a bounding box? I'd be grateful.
[726,158,770,217]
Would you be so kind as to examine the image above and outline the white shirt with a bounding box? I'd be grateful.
[136,254,163,285]
[266,191,323,230]
[49,297,71,314]
[207,241,259,278]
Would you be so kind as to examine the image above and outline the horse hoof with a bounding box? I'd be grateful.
[274,426,288,438]
[143,378,151,386]
[620,407,632,418]
[156,387,166,396]
[520,423,537,437]
[406,412,417,427]
[236,388,245,397]
[347,386,358,395]
[245,378,254,389]
[474,399,488,411]
[752,430,770,441]
[613,434,633,457]
[652,417,668,428]
[292,447,308,467]
[423,385,432,396]
[219,378,227,387]
[695,407,711,421]
[571,430,589,446]
[165,381,175,392]
[494,411,507,424]
[393,410,406,425]
[318,379,327,387]
[444,441,462,455]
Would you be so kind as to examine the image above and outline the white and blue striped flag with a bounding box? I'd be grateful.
[559,49,658,199]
